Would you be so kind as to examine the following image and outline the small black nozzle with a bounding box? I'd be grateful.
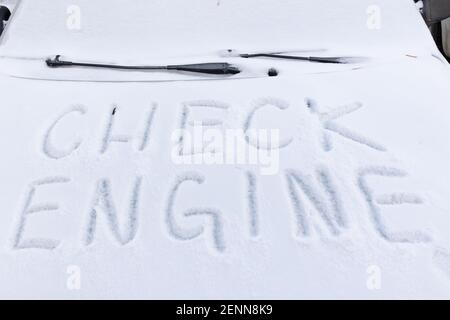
[0,5,11,22]
[0,5,12,37]
[268,68,278,77]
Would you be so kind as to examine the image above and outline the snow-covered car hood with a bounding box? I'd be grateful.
[1,0,450,299]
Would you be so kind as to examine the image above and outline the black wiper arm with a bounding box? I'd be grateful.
[221,49,356,64]
[239,53,346,64]
[45,55,241,75]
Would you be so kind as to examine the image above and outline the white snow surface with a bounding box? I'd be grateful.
[0,0,450,299]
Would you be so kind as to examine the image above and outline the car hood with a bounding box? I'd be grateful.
[1,0,450,299]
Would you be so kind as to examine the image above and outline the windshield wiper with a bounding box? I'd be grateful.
[240,53,345,64]
[46,55,241,75]
[221,49,355,64]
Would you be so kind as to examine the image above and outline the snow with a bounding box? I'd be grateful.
[0,0,437,58]
[0,0,450,299]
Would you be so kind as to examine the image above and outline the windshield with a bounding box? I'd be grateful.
[0,0,435,62]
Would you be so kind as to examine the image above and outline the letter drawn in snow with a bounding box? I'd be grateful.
[84,177,143,246]
[357,166,431,243]
[285,167,346,238]
[100,104,157,153]
[306,98,386,152]
[42,106,86,160]
[165,172,225,252]
[12,177,71,250]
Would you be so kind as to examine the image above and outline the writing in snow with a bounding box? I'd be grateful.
[10,98,431,252]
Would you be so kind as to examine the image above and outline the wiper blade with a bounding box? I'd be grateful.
[45,55,241,75]
[221,49,358,64]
